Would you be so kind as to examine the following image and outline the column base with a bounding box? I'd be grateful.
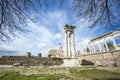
[60,58,80,67]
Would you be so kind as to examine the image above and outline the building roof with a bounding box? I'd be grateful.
[89,29,120,43]
[90,32,113,42]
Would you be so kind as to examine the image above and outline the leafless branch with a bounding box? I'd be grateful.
[73,0,120,29]
[0,0,43,42]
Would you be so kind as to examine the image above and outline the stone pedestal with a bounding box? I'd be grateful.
[61,58,80,67]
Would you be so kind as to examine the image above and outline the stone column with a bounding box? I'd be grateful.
[67,32,71,57]
[111,35,117,50]
[65,30,68,57]
[85,47,88,54]
[103,37,109,51]
[26,52,31,58]
[92,42,96,53]
[89,43,92,54]
[72,32,75,58]
[88,45,91,54]
[98,40,102,52]
[58,43,63,57]
[37,53,41,58]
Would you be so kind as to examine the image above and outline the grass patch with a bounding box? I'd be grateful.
[0,71,73,80]
[0,67,120,80]
[70,68,120,80]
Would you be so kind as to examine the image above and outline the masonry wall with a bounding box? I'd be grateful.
[77,50,120,66]
[0,56,63,66]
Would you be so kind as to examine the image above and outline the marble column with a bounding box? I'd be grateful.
[92,42,96,53]
[67,32,71,57]
[72,32,75,57]
[88,45,92,54]
[89,43,93,54]
[65,30,68,57]
[103,37,109,51]
[86,46,88,54]
[111,35,117,50]
[98,40,102,52]
[84,46,86,54]
[90,43,94,54]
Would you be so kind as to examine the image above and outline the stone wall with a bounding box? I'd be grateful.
[77,50,120,66]
[0,56,63,66]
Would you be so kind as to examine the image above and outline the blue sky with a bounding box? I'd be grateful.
[0,0,120,57]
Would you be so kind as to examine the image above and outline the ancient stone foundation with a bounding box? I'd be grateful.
[61,58,79,67]
[78,50,120,67]
[0,56,63,66]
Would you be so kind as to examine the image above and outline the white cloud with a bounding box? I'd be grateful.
[37,42,46,47]
[54,33,62,39]
[0,10,101,57]
[0,10,69,57]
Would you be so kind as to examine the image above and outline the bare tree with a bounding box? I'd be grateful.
[0,0,65,42]
[73,0,120,28]
[0,0,120,42]
[0,0,44,42]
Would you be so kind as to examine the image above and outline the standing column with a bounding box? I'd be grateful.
[98,40,102,52]
[86,46,89,54]
[92,42,96,53]
[72,32,76,57]
[65,30,68,57]
[84,46,86,54]
[88,45,91,54]
[103,37,109,51]
[58,43,63,57]
[89,43,93,54]
[111,35,117,50]
[67,32,71,57]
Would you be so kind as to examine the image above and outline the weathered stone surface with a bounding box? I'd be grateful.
[61,58,80,67]
[64,24,76,58]
[78,50,120,67]
[0,56,63,66]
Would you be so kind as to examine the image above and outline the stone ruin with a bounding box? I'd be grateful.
[0,52,63,67]
[78,28,120,67]
[64,24,76,58]
[48,43,64,58]
[0,24,120,67]
[83,28,120,55]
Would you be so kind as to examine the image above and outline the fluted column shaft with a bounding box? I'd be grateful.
[67,32,71,57]
[98,40,102,52]
[64,30,68,57]
[88,45,91,54]
[92,42,96,53]
[72,32,75,57]
[111,35,117,50]
[104,37,109,51]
